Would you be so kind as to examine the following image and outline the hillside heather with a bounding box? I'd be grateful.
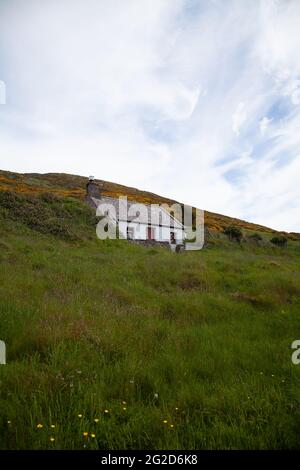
[1,169,293,236]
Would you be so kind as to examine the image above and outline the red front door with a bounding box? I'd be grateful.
[147,226,154,240]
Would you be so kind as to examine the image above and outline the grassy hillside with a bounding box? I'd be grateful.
[0,189,300,449]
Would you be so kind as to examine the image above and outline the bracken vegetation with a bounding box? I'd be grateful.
[0,178,300,450]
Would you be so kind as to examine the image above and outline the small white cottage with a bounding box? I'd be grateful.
[85,177,185,250]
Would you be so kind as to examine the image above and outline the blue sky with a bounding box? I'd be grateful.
[0,0,300,231]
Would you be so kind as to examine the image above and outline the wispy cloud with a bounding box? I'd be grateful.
[0,0,299,231]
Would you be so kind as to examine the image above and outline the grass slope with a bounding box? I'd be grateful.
[0,191,300,450]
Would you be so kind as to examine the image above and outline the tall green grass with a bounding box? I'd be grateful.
[0,193,300,449]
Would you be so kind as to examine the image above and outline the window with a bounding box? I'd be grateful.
[127,227,134,240]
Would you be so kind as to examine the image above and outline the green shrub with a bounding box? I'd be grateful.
[249,232,263,243]
[270,236,288,247]
[224,225,243,242]
[0,190,97,240]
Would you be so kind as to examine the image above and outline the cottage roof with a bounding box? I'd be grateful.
[91,196,184,229]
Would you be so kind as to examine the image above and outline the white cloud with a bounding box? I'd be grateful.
[0,0,299,232]
[282,79,300,105]
[232,102,247,136]
[260,116,272,135]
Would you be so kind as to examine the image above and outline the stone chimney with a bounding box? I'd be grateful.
[85,176,101,206]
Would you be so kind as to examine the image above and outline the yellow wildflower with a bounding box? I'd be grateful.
[50,437,55,442]
[91,433,96,438]
[94,418,100,423]
[37,424,43,429]
[83,432,88,437]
